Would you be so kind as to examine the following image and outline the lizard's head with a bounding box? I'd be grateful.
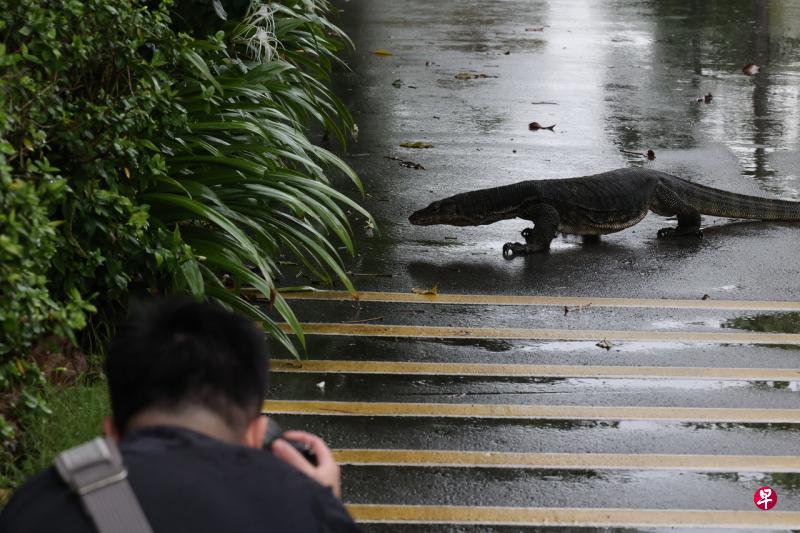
[409,198,473,226]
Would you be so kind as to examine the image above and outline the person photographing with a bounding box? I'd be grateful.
[0,298,360,532]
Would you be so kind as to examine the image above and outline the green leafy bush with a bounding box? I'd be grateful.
[146,0,368,349]
[0,0,367,478]
[0,0,189,453]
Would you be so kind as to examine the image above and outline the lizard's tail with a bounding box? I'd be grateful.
[676,178,800,221]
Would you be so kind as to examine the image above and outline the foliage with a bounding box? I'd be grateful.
[145,0,369,350]
[0,0,190,451]
[1,378,108,490]
[0,0,367,466]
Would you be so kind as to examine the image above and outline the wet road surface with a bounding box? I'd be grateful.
[265,0,800,530]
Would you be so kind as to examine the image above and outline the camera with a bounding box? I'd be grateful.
[262,417,318,466]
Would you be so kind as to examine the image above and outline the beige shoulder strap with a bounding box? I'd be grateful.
[55,437,154,533]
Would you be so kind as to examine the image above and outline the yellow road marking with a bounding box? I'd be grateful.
[263,400,800,424]
[332,449,800,472]
[264,289,800,312]
[346,504,800,528]
[271,359,800,381]
[278,322,800,344]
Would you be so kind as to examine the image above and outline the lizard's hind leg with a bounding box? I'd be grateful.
[652,184,703,239]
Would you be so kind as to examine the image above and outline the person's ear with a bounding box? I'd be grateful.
[242,415,268,449]
[103,416,121,443]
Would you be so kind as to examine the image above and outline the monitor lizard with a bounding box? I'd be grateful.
[408,168,800,257]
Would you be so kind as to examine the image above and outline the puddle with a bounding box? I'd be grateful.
[724,312,800,334]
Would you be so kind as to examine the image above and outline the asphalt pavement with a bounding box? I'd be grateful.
[265,0,800,530]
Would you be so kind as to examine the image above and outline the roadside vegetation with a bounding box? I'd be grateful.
[0,0,367,490]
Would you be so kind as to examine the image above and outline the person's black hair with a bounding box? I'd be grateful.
[106,297,269,435]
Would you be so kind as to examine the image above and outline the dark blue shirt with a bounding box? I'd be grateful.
[0,426,360,533]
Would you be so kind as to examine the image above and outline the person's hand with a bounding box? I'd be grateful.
[271,430,341,498]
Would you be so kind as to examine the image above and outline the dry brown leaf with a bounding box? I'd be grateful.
[372,49,393,57]
[385,155,425,169]
[411,285,438,296]
[454,72,498,80]
[528,122,556,131]
[564,303,592,316]
[742,63,760,75]
[400,141,433,149]
[596,339,613,350]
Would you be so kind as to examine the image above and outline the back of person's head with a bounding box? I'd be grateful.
[106,297,269,436]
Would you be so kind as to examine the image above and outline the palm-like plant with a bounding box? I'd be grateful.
[142,1,368,355]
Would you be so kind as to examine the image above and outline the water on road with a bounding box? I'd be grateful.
[266,0,800,530]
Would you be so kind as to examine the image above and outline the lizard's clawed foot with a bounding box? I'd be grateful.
[657,227,703,239]
[503,242,523,258]
[503,241,548,258]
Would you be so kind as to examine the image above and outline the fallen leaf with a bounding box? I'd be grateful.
[526,27,544,32]
[400,141,433,149]
[742,63,760,75]
[620,149,653,159]
[454,72,498,80]
[392,79,403,88]
[412,285,438,296]
[564,303,592,316]
[703,93,713,104]
[596,339,613,350]
[372,49,393,56]
[385,155,425,169]
[528,122,556,131]
[316,381,326,391]
[701,294,711,301]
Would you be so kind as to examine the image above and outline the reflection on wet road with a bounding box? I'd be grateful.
[265,0,800,530]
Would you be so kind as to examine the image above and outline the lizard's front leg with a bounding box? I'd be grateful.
[503,241,549,257]
[503,204,560,258]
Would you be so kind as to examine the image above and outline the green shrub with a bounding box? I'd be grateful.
[0,0,189,450]
[0,0,367,471]
[145,0,368,349]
